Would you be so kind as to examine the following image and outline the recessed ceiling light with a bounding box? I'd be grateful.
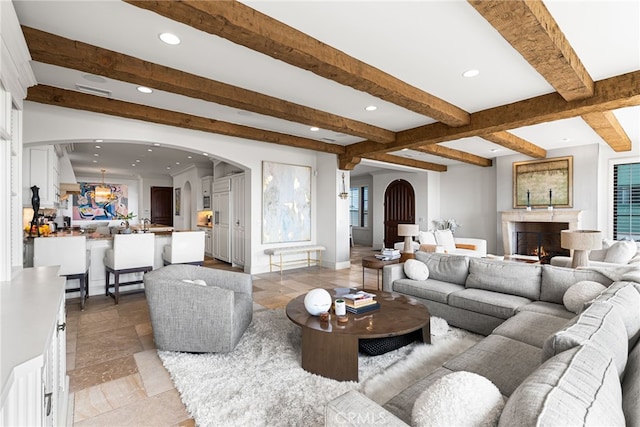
[310,127,320,132]
[202,153,209,156]
[137,86,153,94]
[93,153,99,157]
[136,159,140,162]
[131,163,136,167]
[95,139,103,143]
[153,143,161,146]
[159,32,181,45]
[187,156,193,159]
[95,145,101,149]
[462,69,480,78]
[176,162,180,165]
[561,137,571,142]
[92,160,98,163]
[490,148,500,153]
[365,105,377,111]
[166,166,171,170]
[147,149,153,152]
[401,148,409,152]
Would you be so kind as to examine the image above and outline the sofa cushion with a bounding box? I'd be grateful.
[414,252,469,285]
[412,371,505,427]
[623,341,640,427]
[443,335,542,397]
[393,278,464,304]
[465,258,542,300]
[403,259,429,281]
[540,264,611,304]
[418,230,437,245]
[562,280,606,314]
[448,289,531,320]
[604,240,637,264]
[498,344,624,427]
[517,301,575,319]
[542,302,628,377]
[592,281,640,348]
[492,311,570,348]
[434,229,456,253]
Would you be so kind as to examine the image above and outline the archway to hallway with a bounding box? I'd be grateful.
[383,179,415,248]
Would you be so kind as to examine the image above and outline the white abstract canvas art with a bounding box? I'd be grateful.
[262,161,311,243]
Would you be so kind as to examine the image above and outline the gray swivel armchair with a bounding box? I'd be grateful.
[144,264,253,353]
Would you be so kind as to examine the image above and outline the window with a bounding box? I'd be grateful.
[613,162,640,241]
[349,186,368,227]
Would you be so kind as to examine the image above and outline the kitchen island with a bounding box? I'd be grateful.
[23,226,179,298]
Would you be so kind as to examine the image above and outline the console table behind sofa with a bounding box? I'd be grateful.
[264,245,326,274]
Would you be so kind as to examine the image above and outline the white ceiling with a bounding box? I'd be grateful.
[13,0,640,178]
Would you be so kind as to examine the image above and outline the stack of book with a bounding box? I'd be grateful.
[342,291,380,314]
[375,248,401,261]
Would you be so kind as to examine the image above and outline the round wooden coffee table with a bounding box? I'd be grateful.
[285,290,430,381]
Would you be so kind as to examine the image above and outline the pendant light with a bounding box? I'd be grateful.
[94,169,113,203]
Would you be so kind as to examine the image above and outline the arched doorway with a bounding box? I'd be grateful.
[384,179,415,248]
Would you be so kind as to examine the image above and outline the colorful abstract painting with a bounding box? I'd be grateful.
[72,182,129,220]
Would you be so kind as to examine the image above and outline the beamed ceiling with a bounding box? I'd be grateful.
[13,0,640,177]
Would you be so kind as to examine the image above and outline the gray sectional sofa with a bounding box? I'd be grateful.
[326,252,640,426]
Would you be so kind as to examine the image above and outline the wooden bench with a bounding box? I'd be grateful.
[264,245,326,274]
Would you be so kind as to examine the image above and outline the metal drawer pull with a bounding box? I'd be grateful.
[57,322,66,333]
[44,392,52,416]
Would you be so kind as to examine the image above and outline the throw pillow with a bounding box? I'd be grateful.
[404,259,429,281]
[418,231,437,245]
[563,280,606,314]
[589,238,613,261]
[412,371,505,427]
[604,240,638,264]
[182,279,207,286]
[434,229,456,253]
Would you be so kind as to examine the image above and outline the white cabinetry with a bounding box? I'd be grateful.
[199,226,213,256]
[1,267,68,426]
[202,176,212,197]
[23,145,59,208]
[231,173,246,267]
[212,178,230,262]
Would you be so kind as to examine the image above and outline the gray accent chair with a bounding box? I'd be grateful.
[144,264,253,353]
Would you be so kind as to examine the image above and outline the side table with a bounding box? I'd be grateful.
[361,255,400,290]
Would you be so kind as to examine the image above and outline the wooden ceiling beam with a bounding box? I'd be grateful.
[481,132,546,158]
[346,70,640,158]
[124,0,470,127]
[27,85,345,155]
[413,145,493,167]
[363,153,447,172]
[581,111,633,152]
[22,26,394,144]
[469,0,594,101]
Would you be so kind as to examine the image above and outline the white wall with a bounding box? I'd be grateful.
[171,166,209,230]
[22,102,342,273]
[439,164,498,253]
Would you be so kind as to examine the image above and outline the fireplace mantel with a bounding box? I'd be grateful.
[501,210,583,255]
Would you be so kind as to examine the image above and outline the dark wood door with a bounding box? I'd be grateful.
[384,179,415,248]
[151,186,173,226]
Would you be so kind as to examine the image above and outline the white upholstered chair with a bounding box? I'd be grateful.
[104,233,155,304]
[162,231,205,266]
[33,235,90,310]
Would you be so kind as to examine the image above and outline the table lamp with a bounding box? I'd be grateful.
[560,230,602,268]
[398,224,420,254]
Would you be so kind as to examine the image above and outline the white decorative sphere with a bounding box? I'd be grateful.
[304,288,332,316]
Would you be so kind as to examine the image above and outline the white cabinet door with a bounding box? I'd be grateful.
[231,174,245,266]
[23,145,59,208]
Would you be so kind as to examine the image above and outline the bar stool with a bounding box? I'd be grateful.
[162,231,205,266]
[104,233,155,304]
[33,235,90,310]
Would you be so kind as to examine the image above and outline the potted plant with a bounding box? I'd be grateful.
[116,212,136,234]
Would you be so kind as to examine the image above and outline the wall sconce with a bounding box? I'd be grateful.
[338,172,348,199]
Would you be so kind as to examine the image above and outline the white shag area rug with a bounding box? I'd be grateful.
[158,309,481,427]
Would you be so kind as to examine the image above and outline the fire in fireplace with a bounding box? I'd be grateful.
[514,222,570,264]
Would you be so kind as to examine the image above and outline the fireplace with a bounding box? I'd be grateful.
[501,210,583,259]
[513,222,570,263]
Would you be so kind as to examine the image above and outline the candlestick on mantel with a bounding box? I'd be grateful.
[526,189,531,211]
[548,188,553,211]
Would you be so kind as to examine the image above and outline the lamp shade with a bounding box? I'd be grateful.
[397,224,419,237]
[560,230,602,251]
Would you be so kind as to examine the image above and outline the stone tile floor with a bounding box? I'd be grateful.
[67,246,377,425]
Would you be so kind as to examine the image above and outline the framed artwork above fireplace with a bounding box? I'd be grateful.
[513,156,573,209]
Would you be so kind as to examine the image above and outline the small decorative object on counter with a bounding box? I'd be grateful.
[319,312,329,322]
[334,299,346,316]
[303,288,332,316]
[29,185,41,237]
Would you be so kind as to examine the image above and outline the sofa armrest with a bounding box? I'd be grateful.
[454,237,487,257]
[198,268,253,295]
[382,263,406,292]
[325,390,407,427]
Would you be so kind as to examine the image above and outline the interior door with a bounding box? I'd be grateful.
[383,179,415,248]
[150,186,173,226]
